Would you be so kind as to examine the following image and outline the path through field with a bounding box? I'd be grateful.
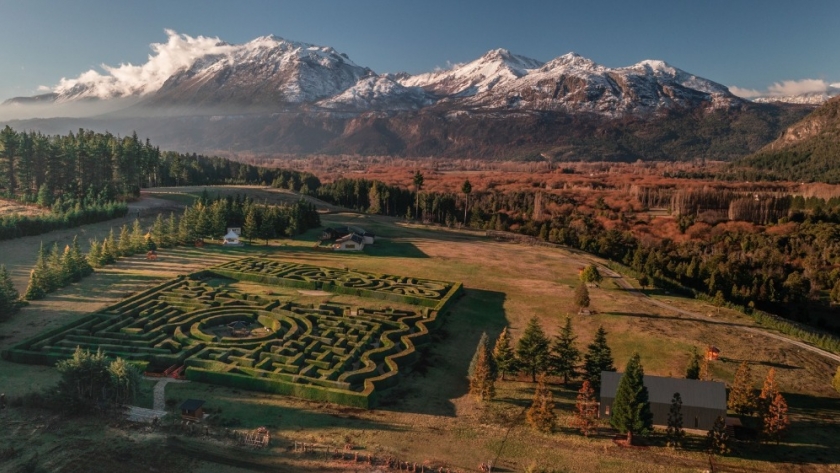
[596,261,840,364]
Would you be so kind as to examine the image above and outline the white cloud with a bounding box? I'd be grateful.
[51,29,236,100]
[36,85,51,92]
[731,78,837,99]
[728,86,762,98]
[767,79,830,96]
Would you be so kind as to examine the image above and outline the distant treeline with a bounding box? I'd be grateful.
[0,126,320,240]
[320,176,840,333]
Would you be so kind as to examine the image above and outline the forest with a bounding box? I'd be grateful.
[317,175,840,334]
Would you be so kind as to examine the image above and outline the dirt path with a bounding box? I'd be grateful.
[596,263,840,364]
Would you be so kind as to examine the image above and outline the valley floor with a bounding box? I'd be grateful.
[1,188,839,472]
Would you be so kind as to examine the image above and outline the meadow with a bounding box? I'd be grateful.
[1,187,838,472]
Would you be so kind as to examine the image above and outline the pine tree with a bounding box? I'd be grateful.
[117,224,132,256]
[550,317,580,384]
[23,268,46,300]
[164,212,178,248]
[48,242,67,288]
[469,332,497,380]
[469,348,496,402]
[130,218,145,253]
[574,283,590,311]
[87,239,103,268]
[151,213,166,248]
[101,231,117,265]
[493,327,517,380]
[685,346,701,380]
[728,361,755,415]
[610,353,653,444]
[243,207,258,243]
[706,416,730,455]
[61,244,77,283]
[583,326,615,392]
[573,380,598,436]
[516,316,551,382]
[71,236,92,278]
[666,393,685,448]
[526,374,556,433]
[762,392,789,444]
[0,264,21,318]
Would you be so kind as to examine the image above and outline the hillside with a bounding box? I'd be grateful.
[0,32,811,160]
[738,96,840,182]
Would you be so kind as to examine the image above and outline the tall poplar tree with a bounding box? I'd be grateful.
[526,374,556,433]
[685,346,701,380]
[610,353,653,445]
[573,380,598,436]
[469,349,495,402]
[762,392,790,444]
[469,332,497,380]
[728,361,755,415]
[666,393,685,448]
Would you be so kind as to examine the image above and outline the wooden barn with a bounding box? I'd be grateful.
[599,372,726,431]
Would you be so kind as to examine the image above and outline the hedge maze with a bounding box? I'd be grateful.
[3,258,462,408]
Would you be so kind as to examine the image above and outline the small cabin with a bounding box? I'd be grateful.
[180,399,205,421]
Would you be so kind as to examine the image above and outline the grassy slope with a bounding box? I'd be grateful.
[0,189,838,472]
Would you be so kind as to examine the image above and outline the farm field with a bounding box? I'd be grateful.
[1,187,839,472]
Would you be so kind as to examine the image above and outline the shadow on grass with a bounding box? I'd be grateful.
[720,391,840,465]
[377,288,508,417]
[718,357,803,370]
[604,311,753,329]
[362,240,428,258]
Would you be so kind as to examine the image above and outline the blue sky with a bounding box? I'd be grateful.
[1,0,839,100]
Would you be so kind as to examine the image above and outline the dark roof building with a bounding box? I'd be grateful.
[599,371,726,431]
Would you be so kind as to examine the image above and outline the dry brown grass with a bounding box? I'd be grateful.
[1,188,838,472]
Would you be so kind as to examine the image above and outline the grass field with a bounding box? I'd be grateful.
[1,186,839,472]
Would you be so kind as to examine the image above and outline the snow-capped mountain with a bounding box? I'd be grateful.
[398,48,544,97]
[2,32,744,117]
[752,88,840,105]
[446,53,738,115]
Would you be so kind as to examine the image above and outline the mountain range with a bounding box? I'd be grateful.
[0,33,814,160]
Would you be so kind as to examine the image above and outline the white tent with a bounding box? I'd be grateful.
[222,229,242,245]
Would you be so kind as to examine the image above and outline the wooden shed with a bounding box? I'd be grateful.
[180,399,205,421]
[599,372,726,431]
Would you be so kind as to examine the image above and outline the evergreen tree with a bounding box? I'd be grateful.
[580,265,602,284]
[685,346,701,380]
[412,170,424,220]
[151,213,165,248]
[638,274,651,289]
[469,332,497,380]
[72,236,92,278]
[666,393,685,448]
[0,264,21,318]
[469,348,496,402]
[516,316,551,382]
[61,244,78,283]
[493,327,517,380]
[117,224,132,256]
[130,218,145,253]
[573,380,598,436]
[48,242,67,288]
[574,283,591,311]
[526,374,556,433]
[762,392,789,444]
[101,230,118,265]
[24,243,50,300]
[706,416,730,455]
[728,361,755,415]
[164,212,178,248]
[583,326,615,392]
[243,207,258,243]
[550,317,580,384]
[87,238,103,268]
[461,179,472,225]
[610,353,653,444]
